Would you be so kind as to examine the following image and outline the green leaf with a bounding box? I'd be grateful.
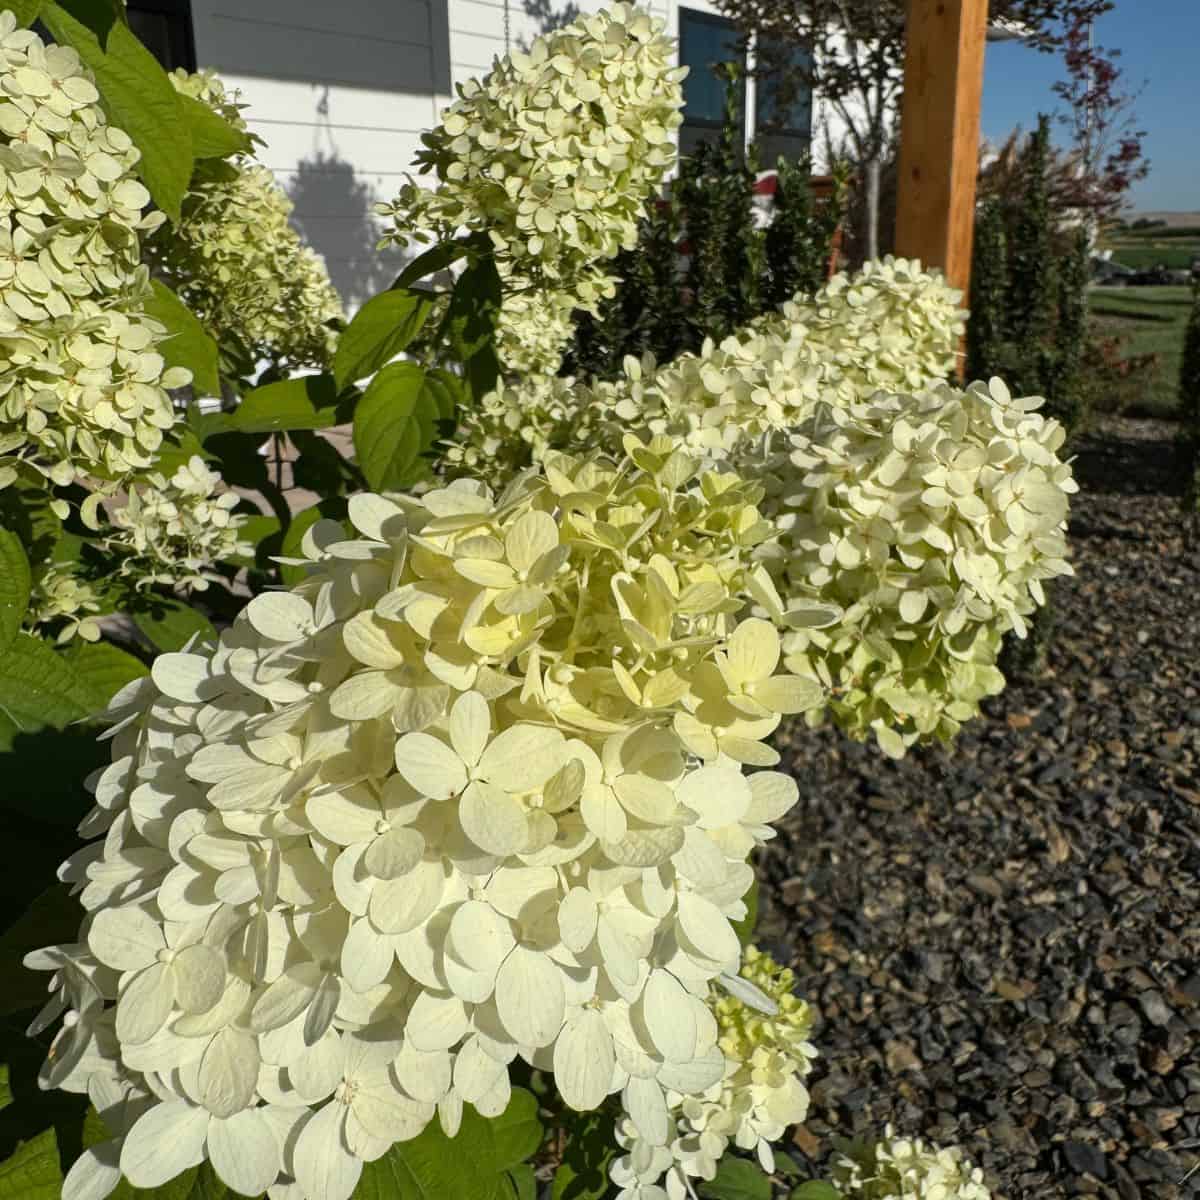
[50,0,121,41]
[395,240,470,290]
[5,0,44,26]
[278,499,348,587]
[506,1166,536,1200]
[143,281,221,398]
[356,1091,540,1200]
[487,1088,543,1174]
[40,3,192,222]
[352,363,450,492]
[551,1111,617,1200]
[0,1128,62,1199]
[0,530,31,653]
[732,877,759,947]
[0,1067,10,1112]
[62,640,148,712]
[440,254,501,399]
[178,92,252,161]
[790,1184,843,1200]
[333,289,433,389]
[153,428,212,480]
[132,597,217,653]
[699,1157,773,1200]
[231,375,348,434]
[0,635,89,745]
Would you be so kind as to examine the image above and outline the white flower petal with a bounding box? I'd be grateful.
[494,945,564,1048]
[120,1101,210,1188]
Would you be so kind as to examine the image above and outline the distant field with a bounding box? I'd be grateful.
[1103,222,1200,272]
[1088,285,1192,416]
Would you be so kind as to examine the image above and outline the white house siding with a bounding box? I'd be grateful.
[189,0,452,305]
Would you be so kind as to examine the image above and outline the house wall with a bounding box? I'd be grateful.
[189,0,819,307]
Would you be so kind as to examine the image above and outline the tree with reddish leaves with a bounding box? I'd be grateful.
[712,0,1147,256]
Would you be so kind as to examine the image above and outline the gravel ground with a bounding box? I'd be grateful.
[758,417,1200,1200]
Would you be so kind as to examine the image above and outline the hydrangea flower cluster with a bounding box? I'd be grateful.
[382,5,684,322]
[612,946,818,1200]
[764,378,1076,756]
[760,257,966,401]
[146,69,343,371]
[107,454,250,591]
[448,258,967,487]
[0,11,188,488]
[494,282,579,378]
[30,442,818,1200]
[831,1128,992,1200]
[27,560,104,643]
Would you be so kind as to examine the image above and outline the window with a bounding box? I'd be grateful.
[754,40,813,164]
[678,8,745,158]
[127,0,196,72]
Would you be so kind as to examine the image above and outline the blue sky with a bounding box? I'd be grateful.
[981,1,1199,212]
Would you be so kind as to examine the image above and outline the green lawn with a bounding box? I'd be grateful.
[1103,225,1200,272]
[1088,285,1193,416]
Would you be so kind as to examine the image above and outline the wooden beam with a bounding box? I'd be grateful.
[894,0,989,302]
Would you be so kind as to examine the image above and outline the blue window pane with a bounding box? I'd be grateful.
[679,8,744,127]
[755,41,813,137]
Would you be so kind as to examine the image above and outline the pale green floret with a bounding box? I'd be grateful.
[107,453,251,590]
[27,559,103,643]
[146,69,343,370]
[832,1128,992,1200]
[612,946,819,1199]
[0,9,189,488]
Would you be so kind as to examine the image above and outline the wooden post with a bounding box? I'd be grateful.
[894,0,989,301]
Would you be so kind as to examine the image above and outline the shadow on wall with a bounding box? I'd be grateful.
[287,150,407,309]
[521,0,581,38]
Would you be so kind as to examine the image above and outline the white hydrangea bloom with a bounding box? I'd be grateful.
[0,11,189,488]
[29,444,806,1200]
[448,257,966,488]
[831,1127,992,1200]
[612,947,818,1200]
[765,377,1076,755]
[382,4,684,353]
[107,454,250,590]
[27,560,104,643]
[146,70,342,370]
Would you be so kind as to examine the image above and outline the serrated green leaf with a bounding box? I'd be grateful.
[790,1184,843,1200]
[732,877,759,947]
[40,3,192,222]
[551,1111,617,1200]
[63,640,148,712]
[487,1089,542,1175]
[506,1165,536,1200]
[278,499,348,587]
[0,1127,62,1199]
[178,92,252,161]
[333,289,432,389]
[5,0,43,26]
[698,1157,773,1200]
[143,281,221,398]
[352,363,446,492]
[0,530,31,652]
[0,635,89,743]
[132,597,217,653]
[395,240,470,290]
[231,375,347,434]
[0,1067,11,1112]
[351,1089,539,1200]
